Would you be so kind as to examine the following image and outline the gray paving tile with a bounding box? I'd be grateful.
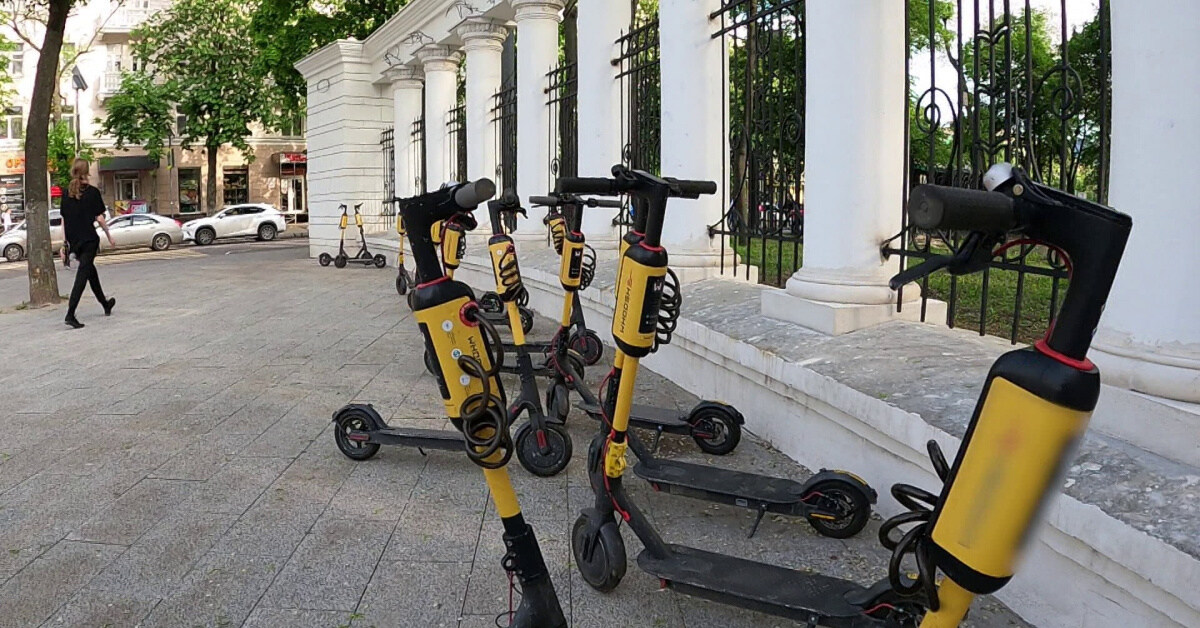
[242,607,355,628]
[69,478,196,545]
[259,518,393,612]
[0,540,125,628]
[323,458,422,522]
[88,511,238,599]
[353,560,470,628]
[38,588,157,628]
[382,498,486,564]
[140,553,279,628]
[177,456,292,514]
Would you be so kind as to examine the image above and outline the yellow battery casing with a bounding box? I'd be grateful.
[413,296,496,419]
[559,234,585,292]
[612,248,666,358]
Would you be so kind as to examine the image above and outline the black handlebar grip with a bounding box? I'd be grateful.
[590,199,624,208]
[909,185,1016,232]
[557,177,617,195]
[529,195,559,206]
[670,179,718,197]
[453,178,497,210]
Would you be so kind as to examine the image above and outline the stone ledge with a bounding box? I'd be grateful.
[367,234,1200,628]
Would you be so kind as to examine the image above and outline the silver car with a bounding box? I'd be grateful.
[0,212,183,262]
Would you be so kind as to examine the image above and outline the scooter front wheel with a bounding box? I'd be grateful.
[334,254,348,269]
[373,254,387,268]
[395,270,409,296]
[318,253,332,267]
[568,329,604,366]
[805,478,873,539]
[515,421,573,477]
[545,382,571,422]
[688,406,742,455]
[423,349,438,376]
[333,406,382,461]
[572,512,627,592]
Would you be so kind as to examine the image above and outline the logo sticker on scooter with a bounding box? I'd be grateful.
[442,320,453,332]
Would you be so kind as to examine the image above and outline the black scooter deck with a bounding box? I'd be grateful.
[633,460,805,509]
[577,401,685,426]
[370,427,464,451]
[638,545,881,627]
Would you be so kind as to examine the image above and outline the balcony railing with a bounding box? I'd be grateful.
[100,71,123,97]
[102,3,164,33]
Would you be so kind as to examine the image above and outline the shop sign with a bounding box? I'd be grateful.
[279,152,307,164]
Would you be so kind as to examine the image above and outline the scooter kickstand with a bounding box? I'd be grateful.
[649,428,663,454]
[418,447,427,456]
[747,505,767,539]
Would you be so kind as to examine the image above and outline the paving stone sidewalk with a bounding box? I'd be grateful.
[0,244,1028,627]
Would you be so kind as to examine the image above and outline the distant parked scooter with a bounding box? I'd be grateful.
[319,203,387,269]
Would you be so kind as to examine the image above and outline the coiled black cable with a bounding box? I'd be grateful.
[878,440,950,611]
[579,244,597,291]
[652,268,683,352]
[495,243,529,305]
[548,215,566,255]
[457,307,513,469]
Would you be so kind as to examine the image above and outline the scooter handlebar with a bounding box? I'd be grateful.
[908,185,1016,233]
[665,178,718,198]
[529,195,560,207]
[454,178,497,210]
[555,177,620,196]
[529,194,625,209]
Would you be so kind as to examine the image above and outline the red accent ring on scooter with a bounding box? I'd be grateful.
[460,302,480,327]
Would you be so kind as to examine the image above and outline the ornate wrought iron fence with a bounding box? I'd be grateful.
[379,127,397,230]
[409,116,426,194]
[546,62,578,183]
[708,0,807,287]
[447,104,467,184]
[885,0,1111,344]
[612,14,660,231]
[491,80,518,231]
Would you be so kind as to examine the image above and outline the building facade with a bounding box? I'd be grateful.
[1,0,307,222]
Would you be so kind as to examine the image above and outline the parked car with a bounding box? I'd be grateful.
[181,204,286,246]
[0,211,64,262]
[0,212,182,262]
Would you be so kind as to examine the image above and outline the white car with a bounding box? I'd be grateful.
[0,212,184,262]
[181,204,287,246]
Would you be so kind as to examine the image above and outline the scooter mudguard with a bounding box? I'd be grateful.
[808,468,878,505]
[687,401,745,425]
[332,403,385,430]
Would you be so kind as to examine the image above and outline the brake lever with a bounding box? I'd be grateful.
[889,255,952,290]
[889,232,1001,289]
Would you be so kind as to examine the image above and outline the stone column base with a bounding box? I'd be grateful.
[668,249,753,284]
[761,289,944,335]
[1091,331,1200,404]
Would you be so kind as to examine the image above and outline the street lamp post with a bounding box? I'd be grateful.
[70,67,88,156]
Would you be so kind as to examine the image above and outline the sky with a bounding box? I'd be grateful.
[908,0,1104,110]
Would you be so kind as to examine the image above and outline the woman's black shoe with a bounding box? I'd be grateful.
[65,317,84,329]
[103,298,116,316]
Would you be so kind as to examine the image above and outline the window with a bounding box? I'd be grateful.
[222,167,248,206]
[178,167,200,213]
[50,215,62,228]
[107,216,133,229]
[131,215,156,226]
[60,105,76,140]
[115,174,140,201]
[176,115,187,136]
[0,107,23,140]
[7,44,23,78]
[278,114,305,138]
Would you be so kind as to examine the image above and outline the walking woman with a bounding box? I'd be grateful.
[61,158,115,329]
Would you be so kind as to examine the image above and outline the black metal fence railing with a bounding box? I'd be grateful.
[491,80,518,231]
[447,104,467,184]
[546,62,578,182]
[885,0,1111,345]
[409,116,426,194]
[708,0,807,287]
[379,126,397,230]
[612,14,660,232]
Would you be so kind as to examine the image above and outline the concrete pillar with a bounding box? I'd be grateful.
[759,0,924,334]
[1091,1,1200,404]
[456,17,510,232]
[387,65,424,200]
[657,0,736,282]
[576,0,630,251]
[416,44,463,191]
[512,0,565,238]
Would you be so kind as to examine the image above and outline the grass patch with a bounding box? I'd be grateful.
[726,237,1063,344]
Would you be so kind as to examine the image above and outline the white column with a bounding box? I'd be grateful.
[759,0,926,335]
[456,18,510,233]
[576,0,630,251]
[388,65,424,199]
[512,0,565,238]
[1091,1,1200,404]
[657,0,735,282]
[417,45,463,191]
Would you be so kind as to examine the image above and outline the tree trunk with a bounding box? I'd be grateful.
[24,0,72,307]
[206,144,218,214]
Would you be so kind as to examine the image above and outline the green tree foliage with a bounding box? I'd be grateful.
[100,0,275,213]
[251,0,408,119]
[46,118,93,188]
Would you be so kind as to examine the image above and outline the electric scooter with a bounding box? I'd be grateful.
[542,184,747,456]
[394,205,413,295]
[319,203,387,269]
[438,210,536,335]
[331,181,572,478]
[570,163,1132,627]
[546,168,874,539]
[335,178,565,628]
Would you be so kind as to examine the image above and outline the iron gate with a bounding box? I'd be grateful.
[546,62,578,182]
[447,104,467,184]
[409,116,426,194]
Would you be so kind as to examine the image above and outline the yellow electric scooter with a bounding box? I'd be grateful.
[569,163,1131,627]
[335,179,567,627]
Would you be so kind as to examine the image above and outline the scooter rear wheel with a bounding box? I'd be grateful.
[569,329,604,366]
[334,254,348,269]
[805,478,873,539]
[572,513,627,592]
[688,406,742,455]
[333,408,381,461]
[423,349,438,376]
[545,382,570,422]
[318,253,332,267]
[396,272,408,296]
[514,421,572,477]
[373,254,387,268]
